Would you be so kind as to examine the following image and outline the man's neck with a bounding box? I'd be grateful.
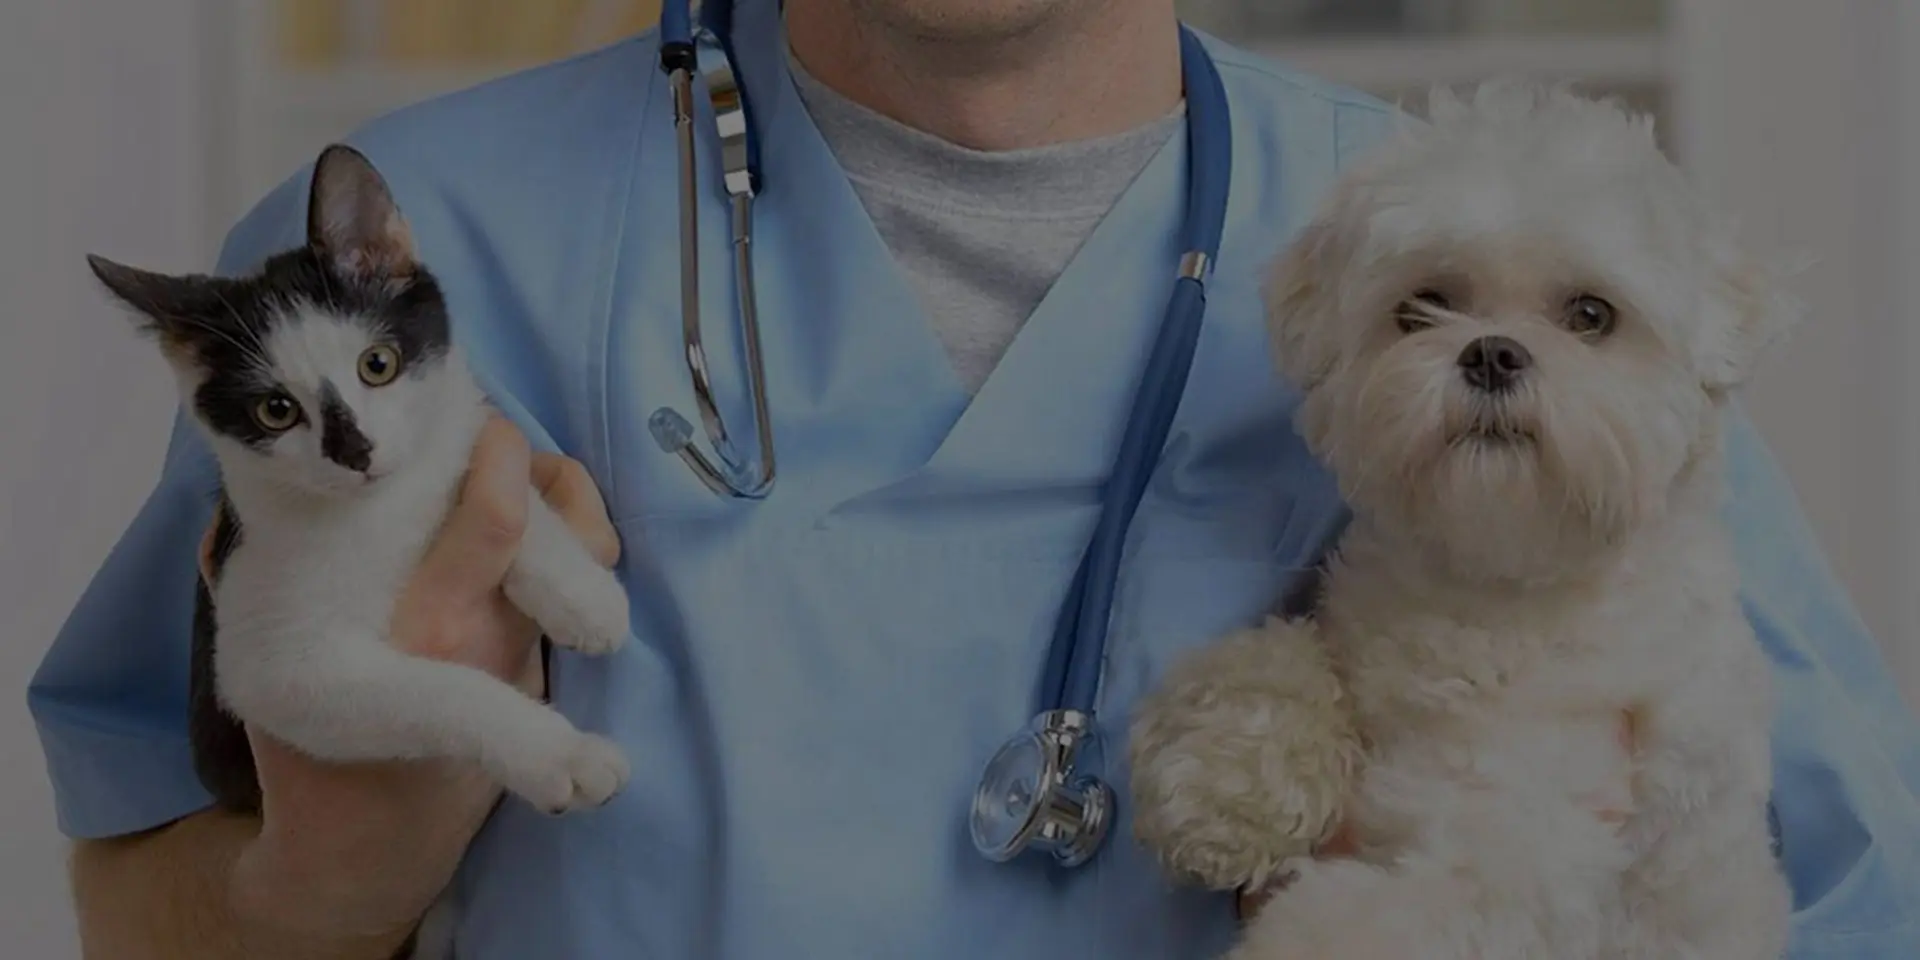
[783,0,1183,151]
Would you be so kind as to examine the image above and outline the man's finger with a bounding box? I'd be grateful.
[1235,885,1276,923]
[516,639,547,700]
[415,417,533,595]
[198,513,219,589]
[1314,820,1359,858]
[1617,706,1642,756]
[530,452,620,567]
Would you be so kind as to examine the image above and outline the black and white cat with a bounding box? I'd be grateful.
[87,143,633,831]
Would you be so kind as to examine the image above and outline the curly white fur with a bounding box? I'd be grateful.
[1128,81,1799,960]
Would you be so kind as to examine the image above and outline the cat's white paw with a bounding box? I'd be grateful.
[506,564,630,657]
[544,572,630,656]
[497,730,633,815]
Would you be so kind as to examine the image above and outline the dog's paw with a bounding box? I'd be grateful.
[1129,763,1345,889]
[496,730,632,814]
[1126,617,1360,889]
[512,567,630,657]
[1128,712,1333,889]
[1135,803,1320,892]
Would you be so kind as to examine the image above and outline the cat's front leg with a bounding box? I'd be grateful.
[1126,616,1361,891]
[503,488,631,656]
[222,635,631,814]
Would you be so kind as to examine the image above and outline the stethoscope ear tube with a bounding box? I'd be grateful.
[651,0,776,498]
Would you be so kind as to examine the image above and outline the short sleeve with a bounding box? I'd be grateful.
[26,168,313,840]
[1722,405,1920,952]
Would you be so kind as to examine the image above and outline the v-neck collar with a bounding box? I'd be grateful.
[722,0,1194,516]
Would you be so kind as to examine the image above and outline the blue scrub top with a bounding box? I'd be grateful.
[29,2,1920,956]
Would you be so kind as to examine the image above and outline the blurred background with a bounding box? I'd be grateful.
[1,0,1911,954]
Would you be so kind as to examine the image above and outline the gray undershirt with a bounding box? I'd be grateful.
[787,51,1185,393]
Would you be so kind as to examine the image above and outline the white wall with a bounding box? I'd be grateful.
[1671,0,1919,705]
[1890,0,1920,701]
[0,1,207,956]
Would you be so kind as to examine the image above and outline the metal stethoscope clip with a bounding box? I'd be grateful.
[649,6,777,500]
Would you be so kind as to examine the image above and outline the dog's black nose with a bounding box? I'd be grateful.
[1458,335,1531,392]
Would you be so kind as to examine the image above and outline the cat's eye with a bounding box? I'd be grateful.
[1395,288,1451,333]
[1563,293,1617,338]
[358,344,402,386]
[253,394,300,432]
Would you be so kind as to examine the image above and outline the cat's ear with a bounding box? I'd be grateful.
[86,254,221,340]
[307,143,417,279]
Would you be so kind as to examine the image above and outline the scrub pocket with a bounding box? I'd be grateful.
[1786,839,1916,955]
[1778,758,1917,954]
[1759,610,1920,954]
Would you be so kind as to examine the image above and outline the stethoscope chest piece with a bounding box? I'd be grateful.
[968,709,1113,867]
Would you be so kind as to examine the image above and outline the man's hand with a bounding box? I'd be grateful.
[1232,822,1357,921]
[204,416,621,949]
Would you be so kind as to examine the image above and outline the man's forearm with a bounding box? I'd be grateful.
[68,809,412,960]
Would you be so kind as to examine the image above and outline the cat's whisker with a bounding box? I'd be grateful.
[206,287,277,371]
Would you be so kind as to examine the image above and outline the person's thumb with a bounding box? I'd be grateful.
[414,415,532,597]
[198,512,219,588]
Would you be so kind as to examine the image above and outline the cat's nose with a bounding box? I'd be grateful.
[322,417,373,473]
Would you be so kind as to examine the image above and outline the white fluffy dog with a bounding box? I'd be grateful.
[1126,82,1799,959]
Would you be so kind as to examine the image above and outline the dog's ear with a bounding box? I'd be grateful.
[1264,213,1347,393]
[1694,237,1807,393]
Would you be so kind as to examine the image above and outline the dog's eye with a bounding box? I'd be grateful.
[1395,289,1451,333]
[1563,294,1617,337]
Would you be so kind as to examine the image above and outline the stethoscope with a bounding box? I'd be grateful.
[651,0,776,498]
[656,0,1234,869]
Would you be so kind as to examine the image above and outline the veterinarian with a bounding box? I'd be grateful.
[29,0,1920,956]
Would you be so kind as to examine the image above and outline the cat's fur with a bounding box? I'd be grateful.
[89,144,634,957]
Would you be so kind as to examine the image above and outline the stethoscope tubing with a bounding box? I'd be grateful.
[660,0,1237,869]
[1044,27,1232,718]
